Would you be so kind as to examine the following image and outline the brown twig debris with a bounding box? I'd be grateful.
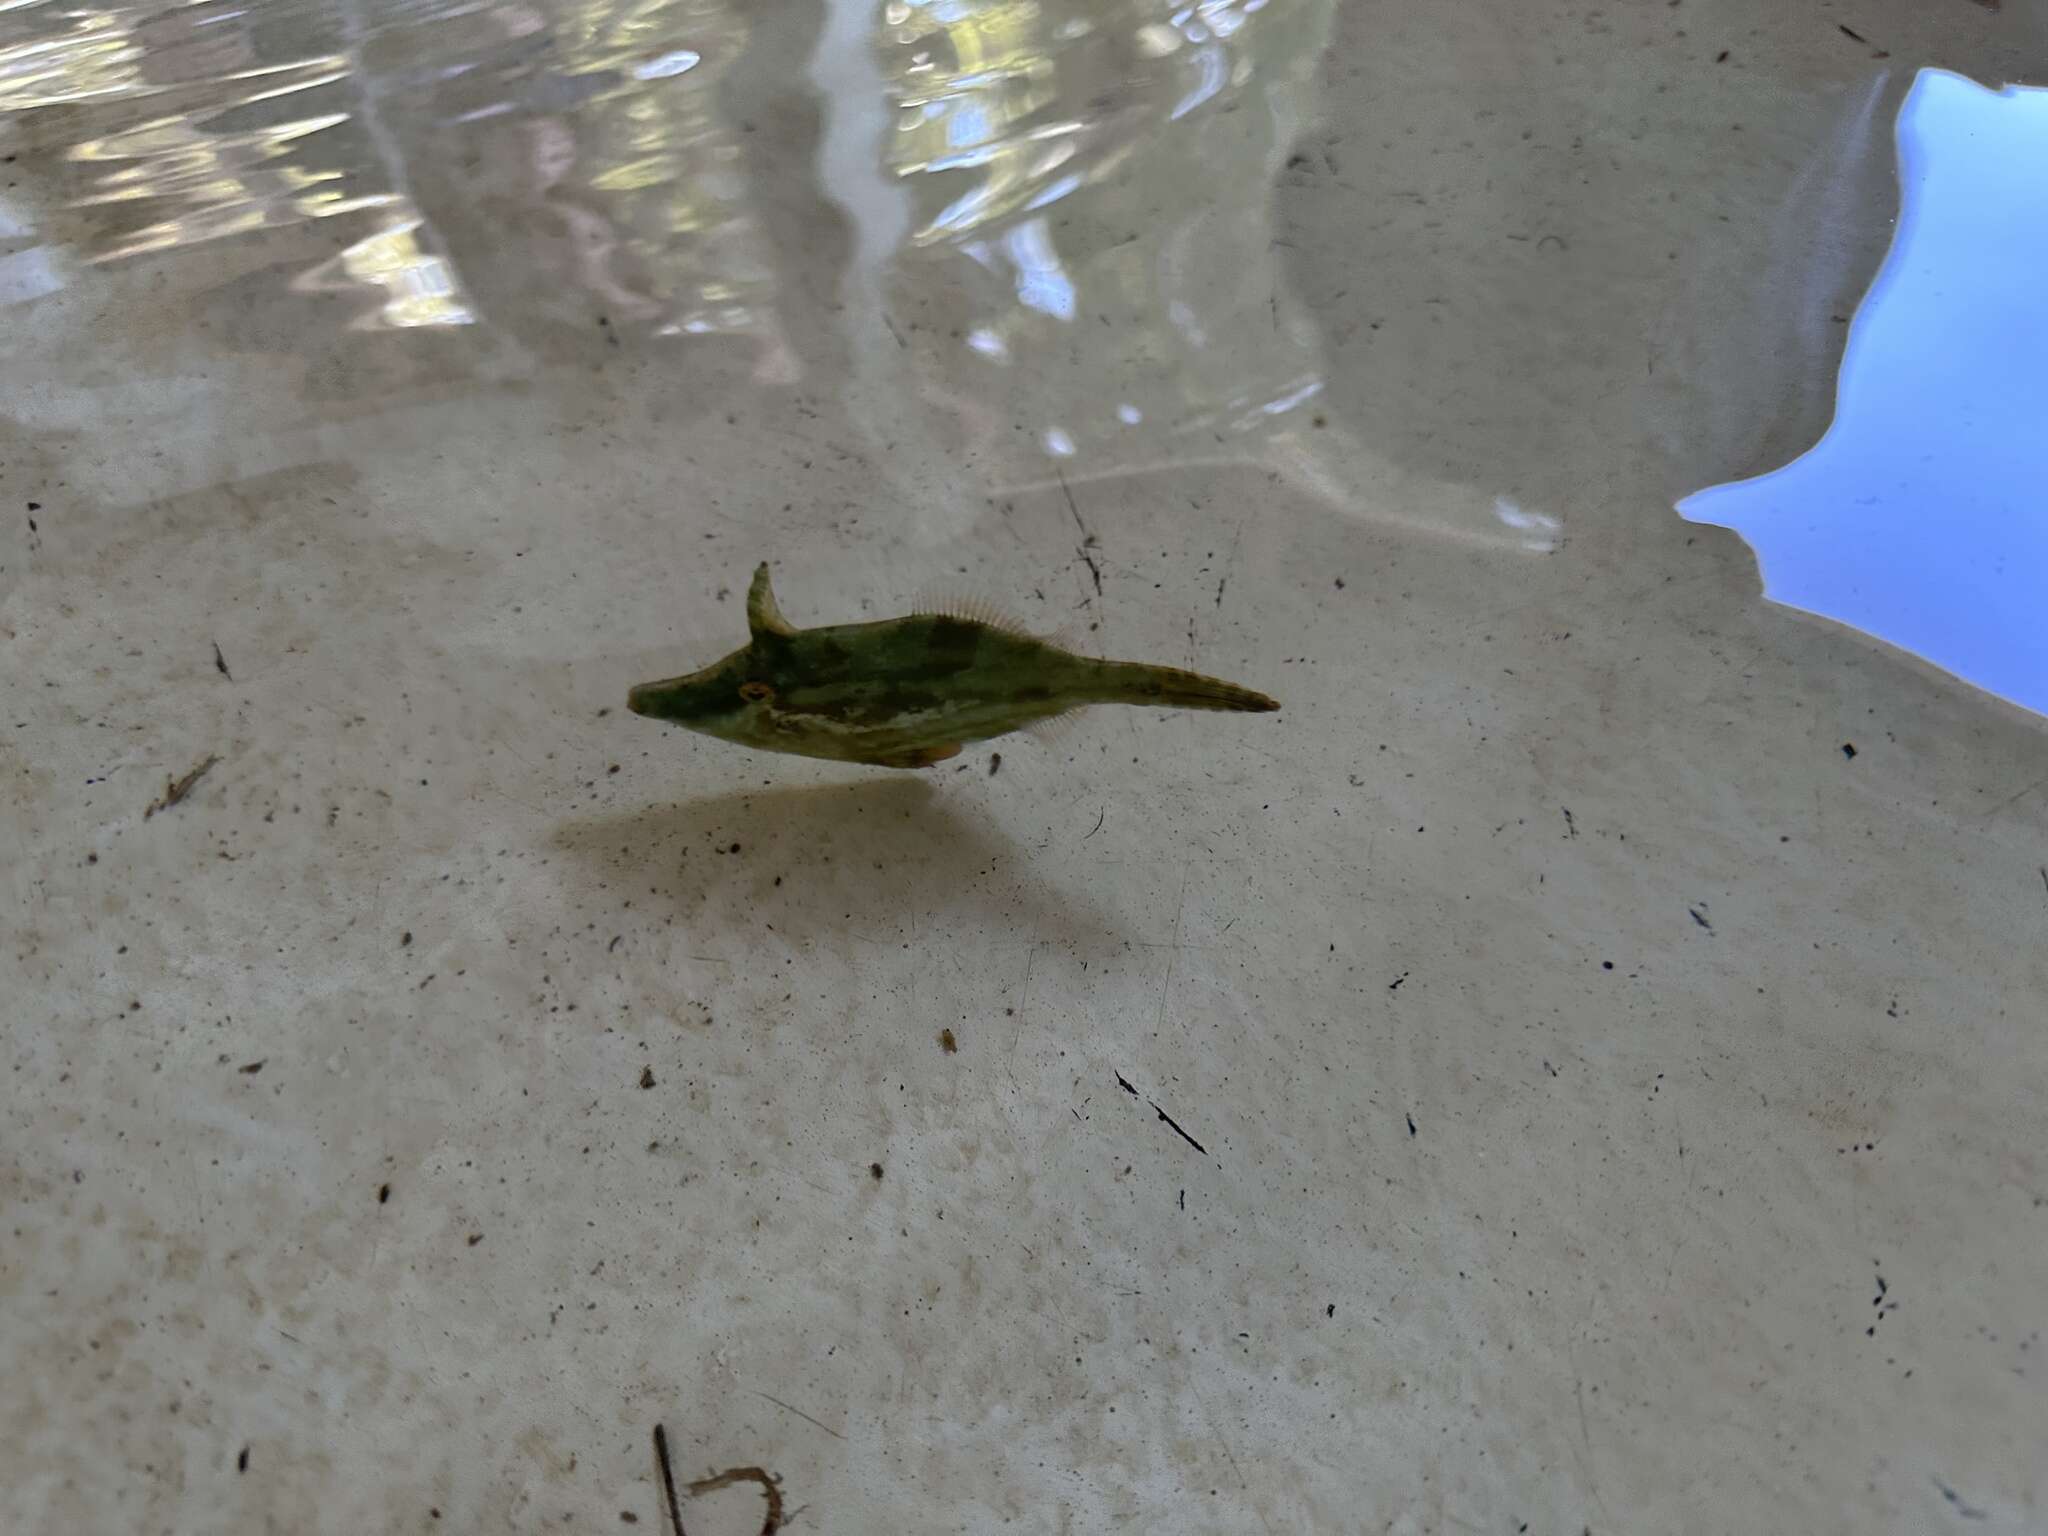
[145,755,220,819]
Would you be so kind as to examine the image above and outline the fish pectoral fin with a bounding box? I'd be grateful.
[865,742,963,769]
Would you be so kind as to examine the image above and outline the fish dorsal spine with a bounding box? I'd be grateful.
[747,563,797,639]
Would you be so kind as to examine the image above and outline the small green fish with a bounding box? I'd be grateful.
[626,564,1278,769]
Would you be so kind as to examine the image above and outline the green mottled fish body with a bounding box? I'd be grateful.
[627,564,1278,768]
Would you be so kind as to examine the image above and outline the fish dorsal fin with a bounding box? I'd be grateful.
[910,579,1038,638]
[747,563,796,639]
[1042,618,1093,657]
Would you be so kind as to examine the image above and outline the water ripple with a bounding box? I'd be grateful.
[0,0,1545,544]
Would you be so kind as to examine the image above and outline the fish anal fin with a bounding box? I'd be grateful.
[867,742,963,769]
[1022,708,1089,746]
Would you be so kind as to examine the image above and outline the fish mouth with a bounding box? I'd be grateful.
[628,674,720,723]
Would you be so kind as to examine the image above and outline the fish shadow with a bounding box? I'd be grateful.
[552,778,1124,951]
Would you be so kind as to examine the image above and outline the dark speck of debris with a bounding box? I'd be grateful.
[1689,907,1712,932]
[620,1513,638,1525]
[238,1446,249,1473]
[639,1066,656,1089]
[1334,577,1345,589]
[869,1163,885,1181]
[1179,1188,1185,1211]
[1841,742,1857,759]
[939,1028,957,1053]
[609,934,622,952]
[988,752,1002,776]
[401,931,412,946]
[467,1233,484,1246]
[1388,971,1408,991]
[1115,1071,1138,1095]
[1933,1478,1989,1521]
[1562,807,1577,837]
[213,642,231,680]
[1602,960,1615,971]
[378,1183,392,1204]
[1326,1303,1335,1318]
[1147,1099,1208,1156]
[1406,1113,1417,1136]
[238,1060,264,1075]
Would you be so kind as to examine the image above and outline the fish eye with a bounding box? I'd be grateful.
[738,681,774,703]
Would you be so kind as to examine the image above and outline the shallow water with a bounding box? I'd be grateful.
[7,0,1525,541]
[5,4,2047,1532]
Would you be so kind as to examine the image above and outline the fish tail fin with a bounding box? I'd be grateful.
[1086,660,1280,713]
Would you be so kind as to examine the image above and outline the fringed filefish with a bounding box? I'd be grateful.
[626,564,1278,769]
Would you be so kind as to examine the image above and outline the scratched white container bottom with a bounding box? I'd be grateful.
[3,1,2045,1532]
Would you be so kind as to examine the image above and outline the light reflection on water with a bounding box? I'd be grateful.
[863,0,1337,488]
[0,0,1557,547]
[0,0,471,324]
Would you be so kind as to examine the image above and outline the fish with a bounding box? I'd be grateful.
[626,563,1279,769]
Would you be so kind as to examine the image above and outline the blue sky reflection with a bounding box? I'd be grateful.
[1679,70,2048,717]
